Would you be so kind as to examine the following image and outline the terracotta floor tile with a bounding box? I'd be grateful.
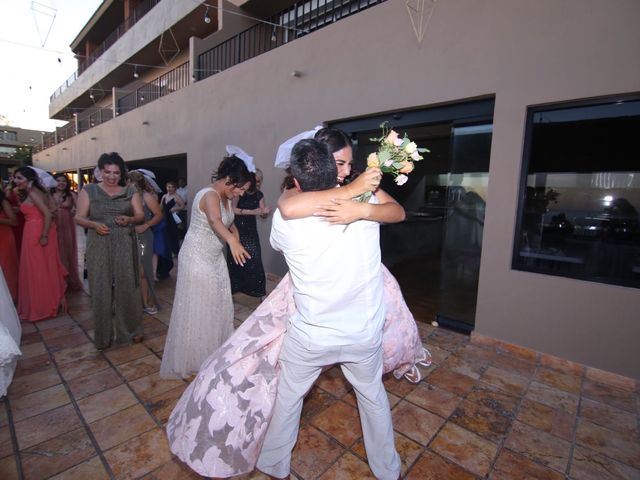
[516,398,575,441]
[104,427,173,480]
[20,322,38,334]
[104,343,153,366]
[424,344,452,366]
[586,367,637,392]
[570,444,640,480]
[454,344,496,365]
[19,341,47,359]
[20,427,95,480]
[116,354,162,381]
[0,455,19,480]
[14,404,81,450]
[430,422,498,477]
[67,367,123,400]
[143,334,167,354]
[128,373,184,402]
[13,352,53,377]
[405,382,463,418]
[301,386,337,421]
[7,367,61,399]
[318,451,375,479]
[0,425,13,459]
[391,400,445,445]
[49,455,110,480]
[575,418,640,469]
[480,366,529,396]
[490,448,564,480]
[76,384,138,423]
[0,403,6,428]
[58,354,111,381]
[382,373,418,398]
[504,420,571,473]
[290,424,342,479]
[405,450,478,480]
[146,458,203,479]
[426,367,476,397]
[19,331,42,346]
[426,329,468,352]
[316,367,352,398]
[38,323,84,340]
[539,354,584,377]
[53,342,100,366]
[90,404,157,450]
[45,332,91,352]
[491,354,536,378]
[525,381,579,415]
[582,379,637,413]
[533,367,582,395]
[35,315,75,331]
[311,401,361,447]
[450,399,512,443]
[11,383,71,421]
[349,431,424,477]
[443,354,486,380]
[579,397,639,438]
[465,383,520,416]
[143,384,188,424]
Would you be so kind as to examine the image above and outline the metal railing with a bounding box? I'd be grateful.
[117,62,190,115]
[50,0,161,101]
[198,0,386,81]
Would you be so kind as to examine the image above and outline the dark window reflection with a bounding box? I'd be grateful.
[514,97,640,288]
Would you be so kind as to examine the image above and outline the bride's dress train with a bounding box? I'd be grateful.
[166,265,430,478]
[0,267,22,397]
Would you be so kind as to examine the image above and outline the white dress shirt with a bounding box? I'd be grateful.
[270,198,385,346]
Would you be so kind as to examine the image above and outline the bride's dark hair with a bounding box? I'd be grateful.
[212,155,251,187]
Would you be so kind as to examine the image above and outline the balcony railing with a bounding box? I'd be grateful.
[50,0,161,101]
[198,0,386,81]
[117,62,190,115]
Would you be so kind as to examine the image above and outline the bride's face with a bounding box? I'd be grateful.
[334,146,353,185]
[223,179,250,199]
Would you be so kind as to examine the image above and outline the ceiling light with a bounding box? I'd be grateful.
[133,66,139,78]
[204,6,211,23]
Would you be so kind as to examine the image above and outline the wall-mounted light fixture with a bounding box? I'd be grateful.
[62,147,68,150]
[90,137,97,140]
[142,121,150,126]
[133,65,139,78]
[291,70,302,77]
[204,6,211,24]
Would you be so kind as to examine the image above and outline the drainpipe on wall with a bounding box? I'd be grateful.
[189,36,202,83]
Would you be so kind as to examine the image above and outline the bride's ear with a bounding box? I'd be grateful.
[292,177,302,193]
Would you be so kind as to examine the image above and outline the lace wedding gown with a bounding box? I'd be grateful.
[167,265,430,477]
[0,267,21,397]
[160,188,235,379]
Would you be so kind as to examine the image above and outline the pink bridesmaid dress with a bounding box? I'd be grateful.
[17,204,68,321]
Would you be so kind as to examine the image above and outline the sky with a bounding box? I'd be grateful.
[0,0,103,132]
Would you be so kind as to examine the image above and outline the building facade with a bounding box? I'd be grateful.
[33,0,640,378]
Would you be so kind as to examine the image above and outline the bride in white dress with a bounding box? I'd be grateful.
[0,267,21,397]
[160,156,252,379]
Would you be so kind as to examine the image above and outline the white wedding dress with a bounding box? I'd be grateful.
[0,267,21,397]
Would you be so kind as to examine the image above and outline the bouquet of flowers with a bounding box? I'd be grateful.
[356,122,429,203]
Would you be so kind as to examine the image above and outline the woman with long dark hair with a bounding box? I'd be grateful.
[13,167,67,321]
[51,173,82,290]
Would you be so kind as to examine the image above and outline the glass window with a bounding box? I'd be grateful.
[513,96,640,288]
[0,130,17,141]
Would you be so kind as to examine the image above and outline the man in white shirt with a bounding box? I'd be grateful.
[257,139,401,480]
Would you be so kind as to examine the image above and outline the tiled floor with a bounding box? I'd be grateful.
[1,273,639,479]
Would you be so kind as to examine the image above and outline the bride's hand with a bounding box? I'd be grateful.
[314,198,369,225]
[345,168,381,198]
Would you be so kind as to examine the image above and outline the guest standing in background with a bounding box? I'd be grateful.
[129,170,164,315]
[0,190,18,303]
[4,172,24,258]
[75,153,145,349]
[52,173,82,290]
[228,168,270,298]
[156,181,185,280]
[176,176,188,242]
[13,167,67,321]
[160,155,251,379]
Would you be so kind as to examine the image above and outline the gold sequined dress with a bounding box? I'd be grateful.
[160,187,235,379]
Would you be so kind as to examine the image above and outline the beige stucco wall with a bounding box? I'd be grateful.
[34,0,640,378]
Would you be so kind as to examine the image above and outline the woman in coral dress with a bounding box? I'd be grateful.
[14,167,67,321]
[0,190,18,303]
[52,173,82,290]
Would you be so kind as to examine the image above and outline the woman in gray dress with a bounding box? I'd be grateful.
[75,153,145,350]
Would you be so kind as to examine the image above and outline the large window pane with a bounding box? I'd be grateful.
[513,96,640,288]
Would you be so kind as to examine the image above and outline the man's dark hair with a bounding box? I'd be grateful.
[290,139,337,192]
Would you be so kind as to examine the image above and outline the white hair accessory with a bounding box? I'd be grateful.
[225,145,256,173]
[28,166,57,189]
[132,169,162,193]
[274,126,322,169]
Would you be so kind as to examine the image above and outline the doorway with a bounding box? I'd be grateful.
[332,98,494,331]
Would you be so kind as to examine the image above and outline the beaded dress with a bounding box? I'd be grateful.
[160,187,235,379]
